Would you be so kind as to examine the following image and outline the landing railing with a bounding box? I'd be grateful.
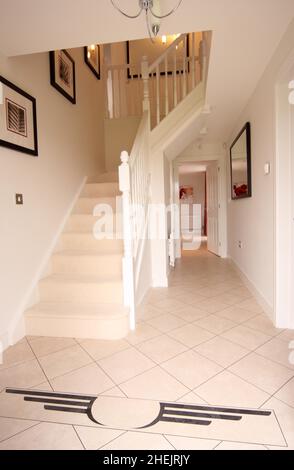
[105,32,208,129]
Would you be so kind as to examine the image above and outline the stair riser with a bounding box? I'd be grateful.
[81,183,120,198]
[65,215,122,233]
[51,255,122,276]
[73,197,121,214]
[87,172,118,184]
[26,315,129,340]
[61,234,123,252]
[39,281,124,303]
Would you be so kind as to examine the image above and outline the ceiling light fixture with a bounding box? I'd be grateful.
[110,0,183,41]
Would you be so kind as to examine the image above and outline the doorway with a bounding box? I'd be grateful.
[175,161,221,257]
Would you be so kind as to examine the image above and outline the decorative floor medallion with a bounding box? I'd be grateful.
[2,388,286,447]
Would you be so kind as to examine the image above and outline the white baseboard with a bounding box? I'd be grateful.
[7,176,87,348]
[228,257,274,321]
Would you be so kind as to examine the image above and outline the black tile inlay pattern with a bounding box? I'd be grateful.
[5,388,272,429]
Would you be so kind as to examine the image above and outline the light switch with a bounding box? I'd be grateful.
[264,162,271,175]
[15,193,23,205]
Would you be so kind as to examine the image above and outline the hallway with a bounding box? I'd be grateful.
[0,246,293,450]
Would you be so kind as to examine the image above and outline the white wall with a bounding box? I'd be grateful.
[227,19,294,320]
[0,47,105,348]
[104,116,141,171]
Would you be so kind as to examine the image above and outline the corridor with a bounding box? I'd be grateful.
[0,246,293,450]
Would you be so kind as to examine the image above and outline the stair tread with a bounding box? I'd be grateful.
[40,273,123,284]
[25,301,128,319]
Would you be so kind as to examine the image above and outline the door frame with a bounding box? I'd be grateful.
[275,50,294,329]
[172,156,227,258]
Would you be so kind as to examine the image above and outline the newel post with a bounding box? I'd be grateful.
[119,151,136,330]
[141,55,150,112]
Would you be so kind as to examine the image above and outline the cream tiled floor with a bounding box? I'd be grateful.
[0,246,294,450]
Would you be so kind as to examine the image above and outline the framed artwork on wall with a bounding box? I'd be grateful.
[49,50,76,104]
[0,76,38,156]
[84,45,101,79]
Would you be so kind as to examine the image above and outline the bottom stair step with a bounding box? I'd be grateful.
[25,302,129,340]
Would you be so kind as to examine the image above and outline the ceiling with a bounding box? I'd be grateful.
[1,0,294,143]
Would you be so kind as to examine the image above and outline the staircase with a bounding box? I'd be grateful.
[25,171,129,340]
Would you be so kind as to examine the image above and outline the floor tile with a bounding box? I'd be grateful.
[74,426,124,450]
[161,350,222,389]
[150,298,189,313]
[229,353,294,394]
[78,338,129,361]
[173,292,208,305]
[172,306,209,322]
[98,347,154,384]
[101,431,174,450]
[236,298,264,314]
[0,417,39,442]
[215,441,267,450]
[0,340,35,371]
[255,337,294,370]
[262,397,294,449]
[194,315,237,335]
[276,330,294,343]
[38,344,92,379]
[126,323,161,345]
[195,337,249,367]
[216,306,257,323]
[176,390,209,405]
[136,304,163,321]
[274,377,294,408]
[221,325,271,350]
[137,335,187,364]
[50,362,115,394]
[197,298,229,314]
[146,314,187,333]
[0,422,83,450]
[165,435,220,450]
[243,315,283,337]
[100,386,126,397]
[0,360,46,389]
[120,366,189,401]
[195,370,270,408]
[168,324,215,348]
[28,336,77,358]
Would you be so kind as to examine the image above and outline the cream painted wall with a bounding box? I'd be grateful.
[0,47,105,348]
[227,19,294,320]
[104,116,141,171]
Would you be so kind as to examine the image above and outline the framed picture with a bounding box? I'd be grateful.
[0,76,38,156]
[84,45,101,79]
[126,36,189,79]
[49,50,76,104]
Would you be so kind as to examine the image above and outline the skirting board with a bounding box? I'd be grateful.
[7,175,88,349]
[228,257,274,323]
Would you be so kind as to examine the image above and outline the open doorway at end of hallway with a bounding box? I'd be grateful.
[177,161,220,258]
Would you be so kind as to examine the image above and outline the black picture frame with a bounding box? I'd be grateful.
[230,122,252,200]
[84,45,101,80]
[49,50,76,104]
[0,76,38,156]
[126,37,190,79]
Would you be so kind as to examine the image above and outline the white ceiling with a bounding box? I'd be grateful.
[1,0,294,143]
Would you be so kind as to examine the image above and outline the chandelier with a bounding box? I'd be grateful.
[110,0,183,39]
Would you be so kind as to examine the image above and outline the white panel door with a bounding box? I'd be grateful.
[206,164,219,255]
